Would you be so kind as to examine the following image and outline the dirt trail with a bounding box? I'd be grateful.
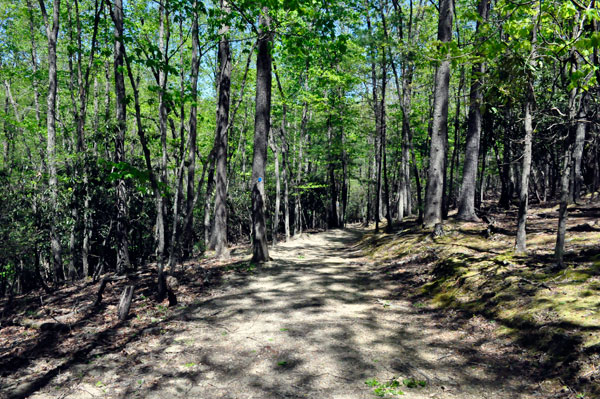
[26,228,541,399]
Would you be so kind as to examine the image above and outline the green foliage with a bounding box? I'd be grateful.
[402,378,426,388]
[364,378,405,397]
[365,376,426,397]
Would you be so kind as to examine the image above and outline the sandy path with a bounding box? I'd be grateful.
[28,228,540,399]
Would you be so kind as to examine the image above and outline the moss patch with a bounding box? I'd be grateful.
[365,203,600,393]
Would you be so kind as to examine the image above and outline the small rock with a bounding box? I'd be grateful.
[165,345,184,353]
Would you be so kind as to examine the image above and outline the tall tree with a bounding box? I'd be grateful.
[209,0,232,258]
[39,0,63,282]
[251,8,272,263]
[109,0,132,272]
[515,0,541,254]
[423,0,453,227]
[184,0,201,257]
[456,0,490,221]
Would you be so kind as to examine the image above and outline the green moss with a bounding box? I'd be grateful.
[366,216,600,350]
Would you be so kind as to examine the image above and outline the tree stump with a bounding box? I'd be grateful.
[94,277,110,307]
[432,223,444,238]
[117,285,134,322]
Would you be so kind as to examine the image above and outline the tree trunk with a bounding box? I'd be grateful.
[366,6,382,230]
[117,285,134,322]
[269,136,281,244]
[39,0,64,282]
[294,68,310,236]
[571,104,586,203]
[116,13,168,299]
[457,0,489,221]
[555,144,572,267]
[26,0,47,168]
[380,46,392,232]
[448,68,464,214]
[280,125,291,241]
[184,0,200,258]
[341,125,348,227]
[283,150,290,240]
[109,0,132,273]
[365,152,373,225]
[251,9,272,263]
[499,128,512,209]
[210,0,232,258]
[515,100,533,253]
[477,136,488,208]
[327,116,339,229]
[423,0,453,227]
[155,0,170,267]
[514,3,540,254]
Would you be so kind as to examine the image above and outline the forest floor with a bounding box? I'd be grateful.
[1,202,599,399]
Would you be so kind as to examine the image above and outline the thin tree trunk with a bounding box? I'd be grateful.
[210,0,232,258]
[184,0,200,258]
[341,125,348,227]
[380,48,392,232]
[26,0,47,169]
[155,0,170,266]
[327,116,339,229]
[251,8,272,263]
[282,138,290,240]
[423,0,453,227]
[273,66,291,239]
[269,136,281,244]
[457,0,489,221]
[499,126,512,209]
[112,6,167,297]
[515,2,540,254]
[449,68,464,213]
[555,144,572,267]
[181,154,210,252]
[294,65,309,236]
[571,103,586,203]
[477,136,488,207]
[515,100,534,253]
[365,6,382,230]
[168,160,186,272]
[108,0,132,273]
[39,0,63,282]
[365,153,373,225]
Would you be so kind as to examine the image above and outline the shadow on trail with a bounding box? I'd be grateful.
[2,227,549,398]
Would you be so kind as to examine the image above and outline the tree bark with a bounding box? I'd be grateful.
[515,2,540,254]
[423,0,453,227]
[26,0,47,169]
[499,125,512,209]
[571,103,586,203]
[273,66,291,240]
[155,0,170,267]
[269,135,281,244]
[380,49,392,231]
[109,0,132,273]
[327,116,339,229]
[39,0,64,282]
[117,285,134,321]
[515,101,534,253]
[448,70,463,213]
[184,0,200,258]
[457,0,489,221]
[555,145,572,267]
[210,0,232,258]
[251,9,272,263]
